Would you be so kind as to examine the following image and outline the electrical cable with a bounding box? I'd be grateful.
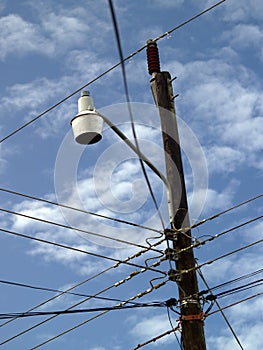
[0,0,226,145]
[207,290,263,317]
[191,193,263,230]
[0,207,163,252]
[0,302,165,320]
[0,227,166,274]
[181,237,263,276]
[108,0,166,230]
[0,269,166,346]
[29,280,168,350]
[201,268,263,294]
[197,268,244,350]
[211,279,263,299]
[0,237,164,330]
[0,187,161,234]
[177,215,263,255]
[167,307,183,350]
[133,324,181,350]
[0,279,148,306]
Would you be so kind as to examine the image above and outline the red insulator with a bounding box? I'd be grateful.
[146,40,160,75]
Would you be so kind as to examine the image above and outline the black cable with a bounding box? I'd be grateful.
[212,279,263,299]
[0,227,166,274]
[197,269,244,350]
[191,193,263,230]
[0,302,164,320]
[167,307,183,350]
[178,215,263,255]
[29,280,168,350]
[0,187,161,234]
[0,0,225,145]
[0,207,162,252]
[207,291,263,317]
[182,237,263,275]
[108,0,166,230]
[0,279,145,306]
[200,268,263,294]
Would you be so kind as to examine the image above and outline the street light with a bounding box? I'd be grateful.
[71,91,104,145]
[70,91,175,222]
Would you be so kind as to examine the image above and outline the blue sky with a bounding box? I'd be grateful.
[0,0,263,349]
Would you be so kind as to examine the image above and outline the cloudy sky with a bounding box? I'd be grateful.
[0,0,262,349]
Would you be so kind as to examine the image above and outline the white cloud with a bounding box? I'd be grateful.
[222,0,263,22]
[151,0,184,7]
[205,146,245,174]
[223,24,263,50]
[0,5,112,61]
[129,314,175,345]
[0,14,51,60]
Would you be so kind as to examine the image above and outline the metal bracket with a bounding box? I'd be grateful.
[164,228,178,242]
[168,269,181,282]
[165,248,179,261]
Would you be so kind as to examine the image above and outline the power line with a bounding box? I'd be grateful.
[197,268,244,350]
[181,237,263,276]
[0,237,164,331]
[108,0,166,230]
[0,0,226,144]
[0,279,146,306]
[207,290,263,317]
[30,280,167,350]
[0,187,161,234]
[0,302,164,320]
[0,263,166,346]
[0,227,166,274]
[211,279,263,299]
[191,193,263,230]
[0,207,163,251]
[200,268,263,294]
[133,324,181,350]
[177,215,263,255]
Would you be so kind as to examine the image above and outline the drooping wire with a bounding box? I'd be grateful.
[0,279,147,306]
[0,302,164,320]
[197,268,244,350]
[107,0,166,230]
[29,280,168,350]
[0,187,161,234]
[0,269,166,346]
[0,227,166,274]
[207,290,263,317]
[167,307,183,350]
[0,0,226,144]
[0,207,163,252]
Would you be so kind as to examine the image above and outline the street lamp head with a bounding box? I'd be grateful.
[70,91,103,145]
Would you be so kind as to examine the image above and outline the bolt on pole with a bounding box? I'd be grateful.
[147,39,207,350]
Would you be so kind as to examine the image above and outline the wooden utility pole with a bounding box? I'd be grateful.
[147,40,206,350]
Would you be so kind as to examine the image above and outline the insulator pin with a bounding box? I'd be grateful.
[146,40,161,75]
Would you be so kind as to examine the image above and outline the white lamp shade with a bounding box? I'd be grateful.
[71,110,103,145]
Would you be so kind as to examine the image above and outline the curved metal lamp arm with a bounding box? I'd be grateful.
[95,110,174,221]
